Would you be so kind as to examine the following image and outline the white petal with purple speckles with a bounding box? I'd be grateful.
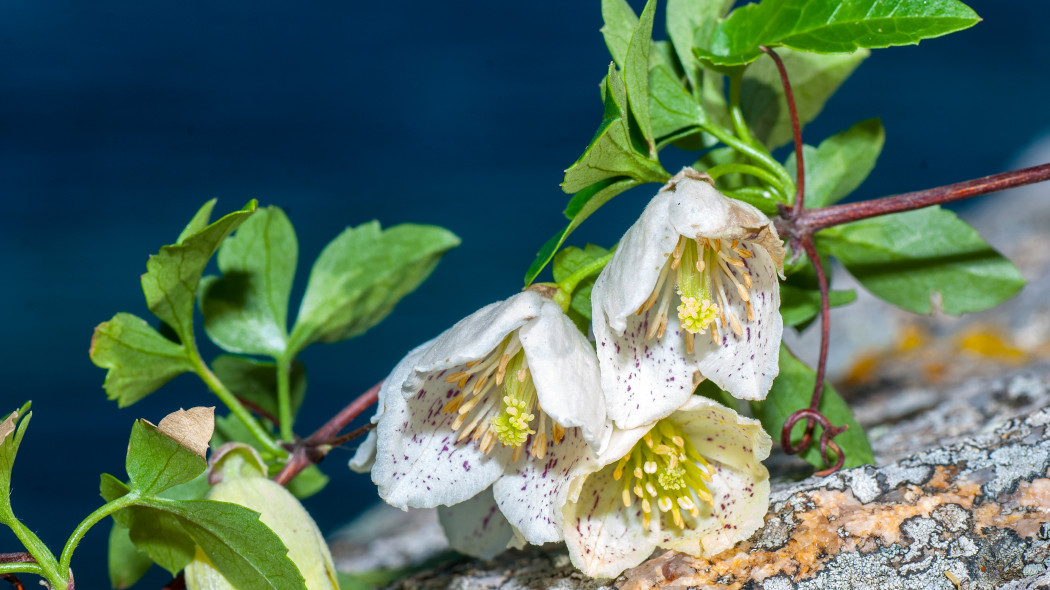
[592,167,785,429]
[408,291,545,389]
[560,395,771,578]
[371,368,508,509]
[437,487,515,560]
[492,426,596,544]
[519,302,609,452]
[350,342,434,474]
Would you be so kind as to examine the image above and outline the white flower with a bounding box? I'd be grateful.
[561,396,771,579]
[592,167,786,429]
[353,291,607,552]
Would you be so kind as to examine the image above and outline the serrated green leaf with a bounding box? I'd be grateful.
[288,222,459,354]
[600,0,638,67]
[212,355,307,424]
[200,206,298,358]
[564,65,668,194]
[649,64,705,141]
[666,0,735,88]
[90,313,195,407]
[552,244,613,283]
[139,497,307,590]
[108,522,154,589]
[704,0,980,66]
[176,199,218,245]
[752,345,873,469]
[740,48,868,149]
[780,285,857,328]
[786,119,884,209]
[0,408,31,519]
[525,177,641,285]
[624,0,658,152]
[820,207,1025,315]
[126,419,208,497]
[142,201,257,347]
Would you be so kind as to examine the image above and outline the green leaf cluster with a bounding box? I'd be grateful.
[102,415,307,590]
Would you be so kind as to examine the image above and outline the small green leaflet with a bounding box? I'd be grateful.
[786,119,885,208]
[287,221,460,356]
[740,49,868,150]
[126,419,208,497]
[563,64,667,194]
[90,312,195,407]
[600,0,638,68]
[0,405,31,520]
[819,207,1025,315]
[200,206,298,358]
[649,64,705,141]
[623,0,658,153]
[552,244,612,331]
[699,0,979,67]
[524,178,641,285]
[108,522,154,589]
[141,201,257,347]
[752,345,873,470]
[665,0,735,89]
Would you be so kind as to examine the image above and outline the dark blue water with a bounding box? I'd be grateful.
[0,1,1047,587]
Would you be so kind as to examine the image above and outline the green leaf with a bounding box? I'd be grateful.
[703,0,980,66]
[142,201,257,346]
[140,497,307,590]
[212,355,307,424]
[786,119,885,208]
[200,206,298,358]
[623,0,658,152]
[563,65,668,194]
[90,313,195,407]
[288,222,459,355]
[694,380,739,411]
[209,414,329,498]
[600,0,638,67]
[779,285,857,328]
[553,244,612,331]
[666,0,735,88]
[176,199,218,245]
[649,65,705,141]
[284,465,329,500]
[819,207,1025,315]
[524,177,641,285]
[108,522,154,589]
[126,419,208,497]
[752,345,873,469]
[740,48,868,149]
[0,406,31,519]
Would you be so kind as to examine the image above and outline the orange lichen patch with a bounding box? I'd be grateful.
[955,327,1027,363]
[842,353,880,388]
[617,467,1048,590]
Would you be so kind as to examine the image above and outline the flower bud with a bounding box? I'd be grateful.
[184,443,339,590]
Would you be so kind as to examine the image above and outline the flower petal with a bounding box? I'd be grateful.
[350,342,433,474]
[519,300,609,452]
[675,396,771,480]
[437,487,515,560]
[371,367,508,510]
[410,291,546,387]
[492,425,596,545]
[562,463,657,578]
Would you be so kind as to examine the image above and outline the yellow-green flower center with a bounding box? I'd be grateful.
[638,236,755,353]
[612,419,713,530]
[439,337,565,462]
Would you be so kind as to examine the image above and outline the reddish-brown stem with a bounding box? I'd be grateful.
[272,381,381,486]
[161,573,185,590]
[795,162,1050,235]
[801,236,831,413]
[0,555,32,565]
[0,574,25,590]
[760,46,805,213]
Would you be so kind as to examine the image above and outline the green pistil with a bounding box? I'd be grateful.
[676,240,719,334]
[489,351,537,447]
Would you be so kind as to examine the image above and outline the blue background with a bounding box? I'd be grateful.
[1,0,1048,586]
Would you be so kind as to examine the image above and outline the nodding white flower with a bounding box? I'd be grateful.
[561,396,771,579]
[353,291,607,551]
[592,167,786,429]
